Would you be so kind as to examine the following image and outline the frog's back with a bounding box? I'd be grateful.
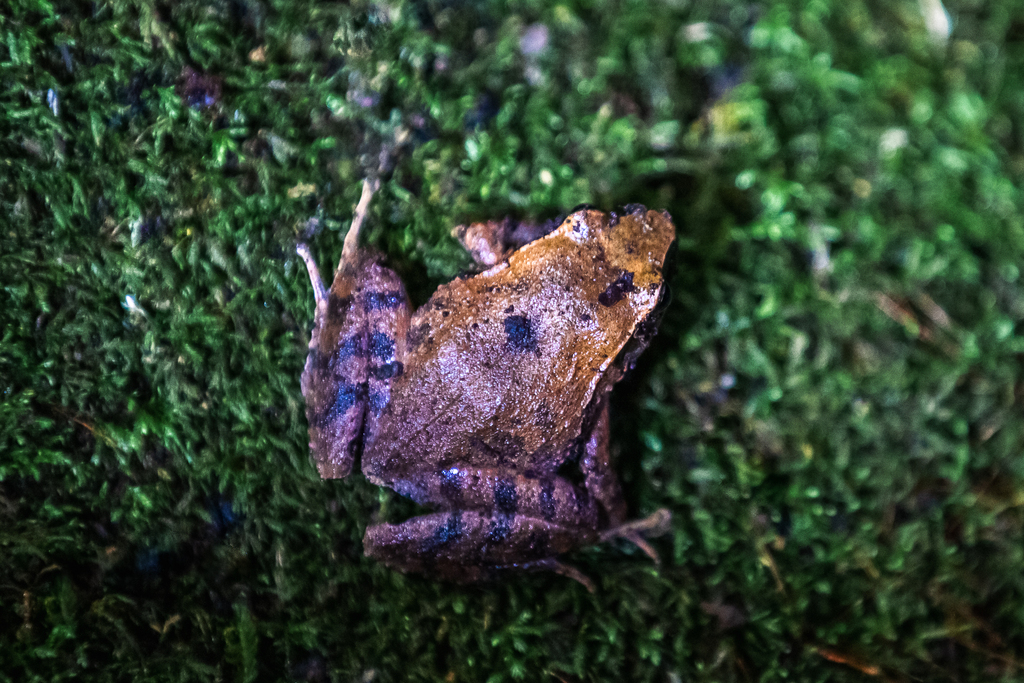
[364,207,675,474]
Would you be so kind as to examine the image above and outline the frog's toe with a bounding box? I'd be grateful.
[500,558,595,592]
[599,508,672,564]
[296,242,328,306]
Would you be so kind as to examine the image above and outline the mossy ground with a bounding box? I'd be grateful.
[3,1,1024,681]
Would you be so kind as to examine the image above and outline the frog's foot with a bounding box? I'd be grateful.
[295,176,380,309]
[452,217,560,269]
[363,510,598,582]
[503,558,595,592]
[296,242,328,308]
[599,508,672,564]
[340,177,380,267]
[451,219,511,268]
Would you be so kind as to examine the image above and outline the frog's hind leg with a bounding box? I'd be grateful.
[363,511,598,583]
[365,465,600,531]
[359,260,410,443]
[506,558,595,592]
[363,469,604,585]
[297,178,384,479]
[334,177,412,456]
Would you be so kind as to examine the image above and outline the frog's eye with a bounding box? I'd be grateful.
[598,271,636,307]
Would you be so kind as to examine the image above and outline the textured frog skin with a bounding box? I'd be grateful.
[298,186,674,584]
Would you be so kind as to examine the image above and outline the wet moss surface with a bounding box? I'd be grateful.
[3,1,1024,680]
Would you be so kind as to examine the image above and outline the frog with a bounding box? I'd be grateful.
[296,179,675,586]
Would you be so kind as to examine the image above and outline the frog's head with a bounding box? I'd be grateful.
[564,204,676,300]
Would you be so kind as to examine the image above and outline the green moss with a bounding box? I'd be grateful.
[3,0,1024,680]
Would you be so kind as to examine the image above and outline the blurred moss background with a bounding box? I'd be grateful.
[3,0,1024,680]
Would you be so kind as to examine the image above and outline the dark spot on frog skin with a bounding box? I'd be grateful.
[333,383,362,414]
[429,512,463,547]
[370,361,404,380]
[598,271,636,307]
[504,315,538,353]
[487,515,512,543]
[364,290,405,311]
[622,202,648,216]
[493,479,518,516]
[539,479,557,521]
[337,334,366,360]
[368,390,388,415]
[316,382,364,427]
[504,305,514,314]
[368,332,395,360]
[440,467,464,503]
[608,211,620,227]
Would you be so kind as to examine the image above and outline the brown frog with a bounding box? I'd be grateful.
[296,179,675,586]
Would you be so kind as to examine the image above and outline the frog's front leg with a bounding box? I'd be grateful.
[583,401,672,562]
[452,216,559,268]
[579,401,628,527]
